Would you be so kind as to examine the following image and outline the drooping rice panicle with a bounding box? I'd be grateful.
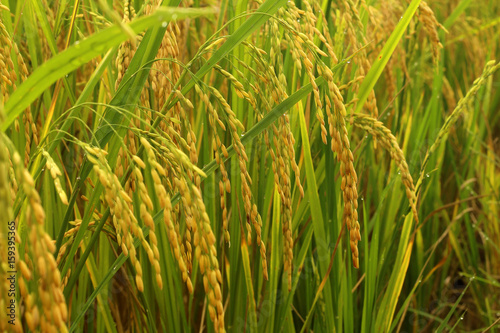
[140,137,193,292]
[418,1,446,63]
[352,114,418,225]
[11,152,68,332]
[417,60,500,190]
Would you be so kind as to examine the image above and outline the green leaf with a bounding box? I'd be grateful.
[374,213,415,332]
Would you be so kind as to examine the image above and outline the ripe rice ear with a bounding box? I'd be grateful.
[417,60,500,190]
[10,151,68,332]
[0,138,21,332]
[418,1,446,63]
[352,114,419,224]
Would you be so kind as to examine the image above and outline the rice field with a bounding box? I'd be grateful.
[0,0,499,332]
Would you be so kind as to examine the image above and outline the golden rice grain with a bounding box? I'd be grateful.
[42,150,69,205]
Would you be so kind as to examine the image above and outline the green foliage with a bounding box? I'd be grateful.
[0,0,499,332]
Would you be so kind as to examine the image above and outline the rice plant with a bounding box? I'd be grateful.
[0,0,499,332]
